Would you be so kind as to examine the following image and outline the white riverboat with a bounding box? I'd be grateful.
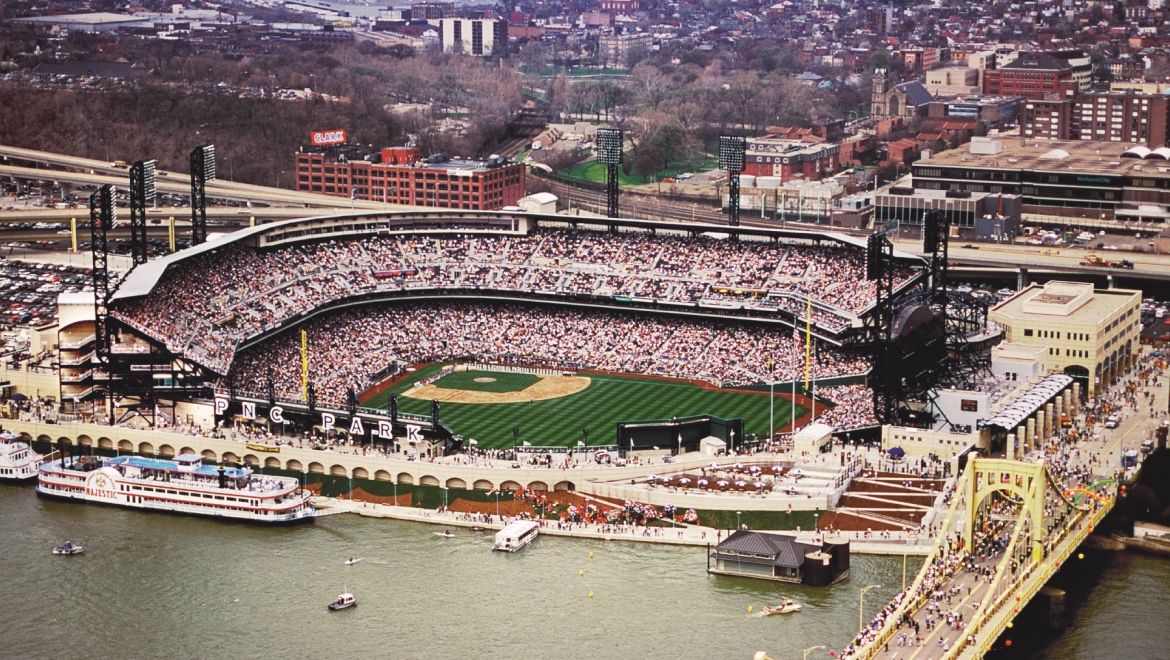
[0,431,43,482]
[492,520,540,552]
[36,453,315,524]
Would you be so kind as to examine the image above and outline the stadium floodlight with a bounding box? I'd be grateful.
[138,159,157,203]
[718,136,746,173]
[200,144,217,182]
[866,232,886,281]
[596,128,623,165]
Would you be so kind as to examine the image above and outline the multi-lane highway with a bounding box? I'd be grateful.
[0,144,407,210]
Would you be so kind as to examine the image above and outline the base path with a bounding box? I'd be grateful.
[402,374,592,404]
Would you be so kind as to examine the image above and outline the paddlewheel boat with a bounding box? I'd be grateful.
[37,453,314,524]
[0,431,43,483]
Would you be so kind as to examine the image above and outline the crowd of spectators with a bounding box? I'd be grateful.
[226,301,871,410]
[814,385,878,430]
[111,228,916,373]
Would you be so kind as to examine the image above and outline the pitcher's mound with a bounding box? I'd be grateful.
[473,377,497,383]
[404,375,592,404]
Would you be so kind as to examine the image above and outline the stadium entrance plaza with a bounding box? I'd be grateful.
[11,351,1160,554]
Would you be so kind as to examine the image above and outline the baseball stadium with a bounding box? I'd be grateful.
[52,210,924,461]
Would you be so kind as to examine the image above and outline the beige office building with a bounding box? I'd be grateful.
[990,281,1141,395]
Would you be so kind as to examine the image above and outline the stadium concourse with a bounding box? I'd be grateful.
[109,221,916,375]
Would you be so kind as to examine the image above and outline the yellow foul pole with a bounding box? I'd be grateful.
[804,292,812,388]
[301,329,309,400]
[70,217,77,252]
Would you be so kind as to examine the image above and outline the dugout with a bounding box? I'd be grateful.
[616,415,745,456]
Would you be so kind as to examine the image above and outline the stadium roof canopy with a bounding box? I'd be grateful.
[980,375,1072,431]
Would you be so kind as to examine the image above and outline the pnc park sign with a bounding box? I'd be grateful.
[215,397,422,443]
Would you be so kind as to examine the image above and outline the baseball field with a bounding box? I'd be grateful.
[361,364,810,450]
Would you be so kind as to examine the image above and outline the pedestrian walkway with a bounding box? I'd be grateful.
[312,496,933,555]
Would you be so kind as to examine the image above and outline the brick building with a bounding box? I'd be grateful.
[1022,92,1170,147]
[295,147,526,210]
[981,51,1087,100]
[743,137,840,182]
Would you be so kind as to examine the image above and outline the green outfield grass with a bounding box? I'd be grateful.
[434,370,539,393]
[363,364,808,450]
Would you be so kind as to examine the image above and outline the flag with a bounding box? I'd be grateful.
[577,441,585,447]
[469,439,478,446]
[522,441,531,447]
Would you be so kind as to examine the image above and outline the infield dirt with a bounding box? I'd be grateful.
[402,375,592,404]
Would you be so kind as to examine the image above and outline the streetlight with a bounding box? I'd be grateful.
[736,510,743,531]
[859,584,881,634]
[803,645,826,660]
[276,170,287,189]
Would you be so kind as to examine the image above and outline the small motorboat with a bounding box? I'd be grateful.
[52,541,84,556]
[435,530,456,538]
[327,592,357,611]
[344,558,362,566]
[470,526,486,532]
[760,598,802,616]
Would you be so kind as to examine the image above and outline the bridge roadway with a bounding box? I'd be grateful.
[847,356,1165,660]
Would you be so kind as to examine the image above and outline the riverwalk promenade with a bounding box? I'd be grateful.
[314,496,934,555]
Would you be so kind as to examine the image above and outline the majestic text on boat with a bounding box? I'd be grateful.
[493,520,540,552]
[0,431,43,482]
[36,453,315,524]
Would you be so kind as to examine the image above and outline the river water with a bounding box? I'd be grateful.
[0,486,1164,659]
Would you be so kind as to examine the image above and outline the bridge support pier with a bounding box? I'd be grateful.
[1055,397,1063,428]
[1026,418,1036,451]
[1006,431,1016,460]
[1045,403,1055,439]
[1072,383,1081,412]
[1018,267,1029,290]
[1038,587,1068,628]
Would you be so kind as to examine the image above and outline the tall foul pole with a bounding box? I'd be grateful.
[301,329,309,401]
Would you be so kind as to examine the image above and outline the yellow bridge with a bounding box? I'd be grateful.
[853,457,1115,660]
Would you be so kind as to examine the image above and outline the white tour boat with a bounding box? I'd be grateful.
[492,520,540,552]
[36,453,315,524]
[0,431,43,482]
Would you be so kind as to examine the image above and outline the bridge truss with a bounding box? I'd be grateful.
[852,457,1116,660]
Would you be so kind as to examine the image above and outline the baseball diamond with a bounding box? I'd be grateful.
[364,363,809,450]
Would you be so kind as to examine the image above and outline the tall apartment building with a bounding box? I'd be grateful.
[1022,92,1170,146]
[597,31,653,67]
[435,18,507,56]
[296,147,526,210]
